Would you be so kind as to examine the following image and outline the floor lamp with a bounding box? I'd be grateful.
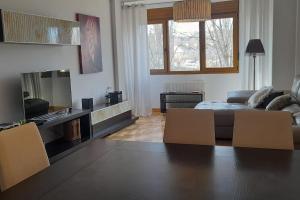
[246,39,265,90]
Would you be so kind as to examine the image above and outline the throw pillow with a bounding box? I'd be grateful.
[248,86,273,108]
[256,91,284,109]
[266,94,292,111]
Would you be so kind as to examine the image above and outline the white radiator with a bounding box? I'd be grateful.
[165,80,205,93]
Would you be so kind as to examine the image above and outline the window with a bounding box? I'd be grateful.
[148,23,165,70]
[205,17,233,68]
[147,1,239,75]
[169,21,200,71]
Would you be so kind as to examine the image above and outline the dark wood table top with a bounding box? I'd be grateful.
[1,139,300,200]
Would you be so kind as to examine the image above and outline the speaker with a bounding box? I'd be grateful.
[82,98,94,110]
[105,91,122,105]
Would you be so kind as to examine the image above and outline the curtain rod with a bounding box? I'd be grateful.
[122,0,183,7]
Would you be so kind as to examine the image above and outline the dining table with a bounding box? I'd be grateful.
[0,139,300,200]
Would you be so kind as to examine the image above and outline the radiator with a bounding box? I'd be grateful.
[163,80,205,109]
[165,80,205,93]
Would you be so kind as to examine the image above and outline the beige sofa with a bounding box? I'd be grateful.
[195,75,300,144]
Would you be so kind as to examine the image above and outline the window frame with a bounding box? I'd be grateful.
[147,20,168,74]
[147,0,239,75]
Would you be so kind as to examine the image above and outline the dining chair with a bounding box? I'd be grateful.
[233,111,294,150]
[164,108,215,145]
[0,123,50,191]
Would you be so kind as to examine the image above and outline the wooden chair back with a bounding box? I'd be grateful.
[0,123,50,191]
[233,111,294,150]
[164,109,215,146]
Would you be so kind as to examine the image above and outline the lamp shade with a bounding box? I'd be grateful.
[173,0,211,22]
[246,39,265,55]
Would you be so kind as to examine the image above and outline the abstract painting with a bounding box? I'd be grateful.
[77,14,103,74]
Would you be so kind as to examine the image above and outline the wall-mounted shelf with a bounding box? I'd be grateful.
[0,9,80,45]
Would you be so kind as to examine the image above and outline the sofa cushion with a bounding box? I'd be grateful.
[282,105,300,125]
[195,102,251,127]
[227,90,256,104]
[282,104,300,114]
[266,94,292,111]
[294,112,300,125]
[291,75,300,102]
[195,102,251,111]
[248,86,273,108]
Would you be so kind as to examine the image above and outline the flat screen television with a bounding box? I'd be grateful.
[21,70,72,120]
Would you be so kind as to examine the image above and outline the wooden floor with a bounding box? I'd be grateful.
[106,112,232,146]
[107,112,165,143]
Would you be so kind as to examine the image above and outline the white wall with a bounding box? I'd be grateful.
[0,0,115,122]
[150,74,241,108]
[272,0,298,90]
[111,0,126,93]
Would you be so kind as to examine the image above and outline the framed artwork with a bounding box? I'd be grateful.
[77,13,103,74]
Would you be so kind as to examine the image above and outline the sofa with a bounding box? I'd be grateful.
[195,75,300,144]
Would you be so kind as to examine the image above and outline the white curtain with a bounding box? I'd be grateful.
[122,5,152,117]
[239,0,274,90]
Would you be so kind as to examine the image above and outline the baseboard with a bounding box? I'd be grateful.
[152,108,160,113]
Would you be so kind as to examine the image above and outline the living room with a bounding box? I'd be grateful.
[0,0,300,199]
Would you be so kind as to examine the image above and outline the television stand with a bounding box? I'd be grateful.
[35,102,135,163]
[91,101,138,138]
[37,109,92,163]
[27,119,47,126]
[31,110,71,123]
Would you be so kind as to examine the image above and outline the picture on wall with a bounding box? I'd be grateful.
[77,13,103,74]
